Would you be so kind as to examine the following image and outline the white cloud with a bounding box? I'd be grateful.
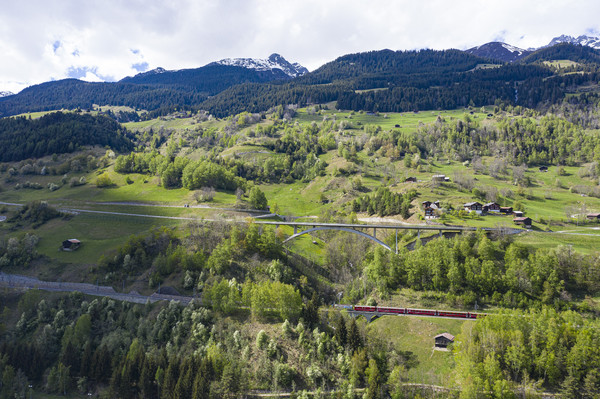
[1,0,600,93]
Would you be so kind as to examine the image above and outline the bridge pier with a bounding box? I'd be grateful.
[395,229,398,254]
[373,228,376,239]
[294,225,297,234]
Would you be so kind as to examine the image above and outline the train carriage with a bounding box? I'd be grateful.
[340,305,484,320]
[377,307,405,314]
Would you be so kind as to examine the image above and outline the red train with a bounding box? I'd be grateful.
[336,304,480,319]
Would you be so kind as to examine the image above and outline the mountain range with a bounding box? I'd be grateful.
[118,53,305,90]
[466,34,600,62]
[1,35,600,118]
[211,53,308,78]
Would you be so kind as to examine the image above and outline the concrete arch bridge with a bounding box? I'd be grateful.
[254,221,515,253]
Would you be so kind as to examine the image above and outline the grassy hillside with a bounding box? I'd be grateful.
[1,102,600,397]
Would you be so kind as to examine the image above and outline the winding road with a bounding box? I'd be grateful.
[0,272,196,305]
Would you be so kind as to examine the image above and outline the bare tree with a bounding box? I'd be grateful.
[194,187,216,202]
[472,157,486,174]
[485,186,499,202]
[488,158,507,178]
[512,164,528,186]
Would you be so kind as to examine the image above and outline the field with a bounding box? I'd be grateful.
[367,315,471,386]
[543,59,581,68]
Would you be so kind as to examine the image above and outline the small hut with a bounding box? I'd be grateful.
[587,213,600,222]
[513,217,532,228]
[434,333,455,348]
[62,239,81,251]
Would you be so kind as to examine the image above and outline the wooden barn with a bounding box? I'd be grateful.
[499,206,513,214]
[587,213,600,222]
[434,333,455,348]
[62,239,81,251]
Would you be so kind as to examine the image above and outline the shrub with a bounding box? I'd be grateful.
[95,172,114,188]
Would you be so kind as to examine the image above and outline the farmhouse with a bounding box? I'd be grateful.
[405,176,417,183]
[587,213,600,221]
[434,333,455,348]
[483,202,501,213]
[513,211,524,218]
[464,201,483,214]
[422,201,432,208]
[62,239,81,251]
[513,217,532,228]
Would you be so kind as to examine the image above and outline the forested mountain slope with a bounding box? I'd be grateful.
[0,112,132,161]
[2,44,600,120]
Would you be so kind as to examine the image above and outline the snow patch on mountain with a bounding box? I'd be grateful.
[214,53,308,78]
[0,91,13,98]
[501,43,525,55]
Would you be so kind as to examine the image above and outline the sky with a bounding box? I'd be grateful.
[1,0,600,94]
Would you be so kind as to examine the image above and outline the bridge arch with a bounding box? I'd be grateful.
[283,226,392,251]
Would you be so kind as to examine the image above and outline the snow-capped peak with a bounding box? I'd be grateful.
[0,91,14,98]
[213,53,308,78]
[547,34,600,50]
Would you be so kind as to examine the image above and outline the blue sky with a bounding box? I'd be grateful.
[1,0,599,93]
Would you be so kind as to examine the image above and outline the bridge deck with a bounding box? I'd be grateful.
[254,221,501,231]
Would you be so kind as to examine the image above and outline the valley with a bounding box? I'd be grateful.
[0,40,600,398]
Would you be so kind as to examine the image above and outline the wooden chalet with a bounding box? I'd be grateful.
[539,166,548,172]
[405,176,417,183]
[499,206,513,214]
[434,333,455,348]
[483,202,501,213]
[513,211,524,217]
[424,207,437,219]
[422,200,432,208]
[464,201,483,214]
[513,217,532,228]
[587,213,600,221]
[62,239,81,251]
